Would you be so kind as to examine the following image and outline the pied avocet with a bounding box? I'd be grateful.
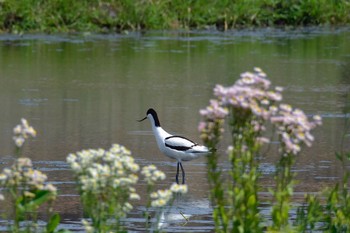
[138,108,209,184]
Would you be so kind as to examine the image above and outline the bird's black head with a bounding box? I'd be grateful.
[138,108,161,127]
[146,108,157,117]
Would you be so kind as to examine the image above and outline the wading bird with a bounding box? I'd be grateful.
[138,108,209,184]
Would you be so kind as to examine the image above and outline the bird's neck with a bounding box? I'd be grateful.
[152,125,170,145]
[148,113,170,146]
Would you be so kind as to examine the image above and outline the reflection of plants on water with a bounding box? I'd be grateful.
[141,164,187,232]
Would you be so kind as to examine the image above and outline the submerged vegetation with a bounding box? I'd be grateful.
[0,69,350,232]
[0,0,349,33]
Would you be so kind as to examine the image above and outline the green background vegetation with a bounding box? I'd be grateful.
[0,0,349,33]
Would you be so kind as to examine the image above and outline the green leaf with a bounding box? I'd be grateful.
[335,152,343,162]
[247,195,256,208]
[47,213,60,233]
[346,152,350,161]
[21,190,52,211]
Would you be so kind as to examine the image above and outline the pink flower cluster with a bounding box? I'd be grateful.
[271,104,322,155]
[213,68,283,121]
[198,99,228,142]
[199,68,322,155]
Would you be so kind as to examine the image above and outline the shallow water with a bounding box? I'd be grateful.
[1,27,350,231]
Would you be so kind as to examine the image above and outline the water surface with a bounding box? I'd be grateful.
[1,27,350,232]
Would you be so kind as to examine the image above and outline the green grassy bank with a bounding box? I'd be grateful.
[0,0,350,33]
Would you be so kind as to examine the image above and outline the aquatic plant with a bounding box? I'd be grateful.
[67,146,188,232]
[199,68,322,232]
[67,145,140,232]
[12,119,36,148]
[0,119,64,233]
[296,101,350,232]
[141,164,166,185]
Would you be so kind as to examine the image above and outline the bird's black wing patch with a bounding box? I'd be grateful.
[164,135,197,151]
[165,143,191,151]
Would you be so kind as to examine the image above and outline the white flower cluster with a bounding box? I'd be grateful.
[170,183,188,194]
[150,189,172,207]
[141,165,166,184]
[67,144,140,207]
[12,118,36,147]
[0,157,57,201]
[82,219,94,233]
[150,183,188,208]
[67,144,189,221]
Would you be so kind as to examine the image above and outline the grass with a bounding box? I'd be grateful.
[0,0,349,33]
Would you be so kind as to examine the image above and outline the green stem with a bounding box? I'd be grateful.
[207,149,228,232]
[205,121,228,233]
[229,122,261,233]
[271,153,295,231]
[144,184,153,230]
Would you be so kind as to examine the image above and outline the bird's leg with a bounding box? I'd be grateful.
[176,162,180,184]
[180,162,185,184]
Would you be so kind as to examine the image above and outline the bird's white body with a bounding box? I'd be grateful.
[139,108,209,184]
[150,121,209,162]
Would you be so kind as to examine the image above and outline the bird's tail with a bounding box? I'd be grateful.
[192,145,212,155]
